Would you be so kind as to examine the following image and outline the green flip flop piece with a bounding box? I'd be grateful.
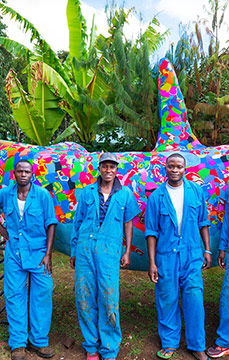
[157,348,176,359]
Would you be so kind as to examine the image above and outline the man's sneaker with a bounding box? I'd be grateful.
[27,341,55,358]
[207,344,229,358]
[87,352,100,360]
[11,347,26,360]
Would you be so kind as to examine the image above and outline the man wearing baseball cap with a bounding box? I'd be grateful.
[70,152,140,360]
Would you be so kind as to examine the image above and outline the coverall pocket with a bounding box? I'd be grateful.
[6,207,14,216]
[85,198,95,219]
[27,208,43,226]
[114,198,125,221]
[188,202,201,221]
[102,242,121,260]
[159,208,171,233]
[5,207,14,227]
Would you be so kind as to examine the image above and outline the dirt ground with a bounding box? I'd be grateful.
[1,253,229,360]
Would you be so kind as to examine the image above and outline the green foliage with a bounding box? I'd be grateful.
[96,8,167,150]
[5,69,65,146]
[0,1,169,149]
[0,13,28,142]
[164,0,229,146]
[0,0,111,145]
[81,125,146,153]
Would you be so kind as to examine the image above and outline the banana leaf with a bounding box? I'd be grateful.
[0,4,70,85]
[0,36,32,61]
[5,70,65,146]
[67,0,88,85]
[54,122,81,143]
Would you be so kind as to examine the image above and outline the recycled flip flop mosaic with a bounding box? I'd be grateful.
[0,58,228,269]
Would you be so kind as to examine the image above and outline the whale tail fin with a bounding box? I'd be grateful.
[155,58,203,152]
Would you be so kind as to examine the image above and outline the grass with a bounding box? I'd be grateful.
[0,250,227,359]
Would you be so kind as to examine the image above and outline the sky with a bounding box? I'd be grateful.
[1,0,228,62]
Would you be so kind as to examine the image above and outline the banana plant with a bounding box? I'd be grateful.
[5,69,65,146]
[0,0,110,145]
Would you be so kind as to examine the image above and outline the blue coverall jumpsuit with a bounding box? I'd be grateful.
[216,186,229,347]
[0,183,58,350]
[71,177,140,359]
[145,178,209,351]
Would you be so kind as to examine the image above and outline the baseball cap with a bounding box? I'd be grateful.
[99,152,119,165]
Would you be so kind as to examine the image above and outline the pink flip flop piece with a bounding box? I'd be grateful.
[87,352,100,360]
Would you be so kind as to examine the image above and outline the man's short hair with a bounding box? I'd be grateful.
[14,159,33,171]
[166,153,186,166]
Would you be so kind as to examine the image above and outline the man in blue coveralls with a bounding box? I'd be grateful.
[145,153,212,360]
[207,185,229,358]
[0,160,58,360]
[70,152,140,360]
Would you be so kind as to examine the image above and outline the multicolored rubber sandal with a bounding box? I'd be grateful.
[87,352,100,360]
[207,344,229,358]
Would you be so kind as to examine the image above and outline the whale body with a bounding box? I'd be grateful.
[0,58,228,269]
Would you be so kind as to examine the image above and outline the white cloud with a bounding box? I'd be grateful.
[156,0,209,23]
[3,0,69,51]
[81,3,109,38]
[2,0,228,55]
[156,0,229,50]
[2,0,147,52]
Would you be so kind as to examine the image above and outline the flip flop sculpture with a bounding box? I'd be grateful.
[0,58,228,269]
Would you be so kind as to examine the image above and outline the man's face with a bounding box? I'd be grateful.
[99,161,117,183]
[165,157,185,186]
[14,162,33,187]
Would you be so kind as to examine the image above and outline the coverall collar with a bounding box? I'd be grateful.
[9,182,36,217]
[97,175,122,194]
[90,176,122,223]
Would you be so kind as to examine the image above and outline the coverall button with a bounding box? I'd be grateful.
[90,234,93,238]
[19,233,22,236]
[173,248,176,252]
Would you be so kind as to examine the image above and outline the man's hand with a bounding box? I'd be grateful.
[218,250,226,270]
[39,254,52,276]
[120,252,130,269]
[70,256,76,269]
[148,264,158,283]
[202,252,212,269]
[0,223,9,241]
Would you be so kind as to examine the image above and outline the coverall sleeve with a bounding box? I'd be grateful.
[0,187,7,213]
[123,188,141,223]
[198,186,210,228]
[219,187,229,251]
[70,189,86,257]
[43,190,58,229]
[0,189,3,210]
[145,191,159,239]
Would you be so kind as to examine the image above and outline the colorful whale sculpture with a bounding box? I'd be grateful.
[0,58,228,269]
